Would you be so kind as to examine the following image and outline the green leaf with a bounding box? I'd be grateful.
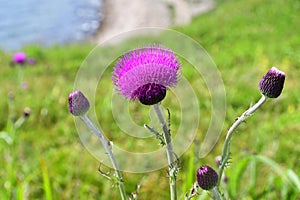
[0,131,13,144]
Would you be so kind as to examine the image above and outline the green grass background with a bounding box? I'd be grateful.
[0,0,299,199]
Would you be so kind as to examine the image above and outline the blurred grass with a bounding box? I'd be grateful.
[0,0,300,199]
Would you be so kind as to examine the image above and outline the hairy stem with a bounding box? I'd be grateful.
[212,187,225,200]
[80,115,127,200]
[218,95,267,186]
[153,104,177,200]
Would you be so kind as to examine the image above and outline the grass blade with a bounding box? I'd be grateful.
[41,159,53,200]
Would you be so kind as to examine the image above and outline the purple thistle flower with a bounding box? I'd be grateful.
[13,52,27,64]
[196,165,218,190]
[113,44,181,105]
[259,67,285,98]
[28,58,36,65]
[68,90,90,116]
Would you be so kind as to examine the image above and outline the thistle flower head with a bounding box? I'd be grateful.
[13,52,26,64]
[68,90,90,116]
[259,67,285,98]
[112,44,181,105]
[28,58,36,65]
[196,165,218,190]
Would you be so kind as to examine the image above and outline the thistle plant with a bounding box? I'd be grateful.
[11,52,36,88]
[210,67,285,199]
[184,67,286,200]
[68,90,127,200]
[11,52,36,67]
[113,44,181,200]
[1,91,31,198]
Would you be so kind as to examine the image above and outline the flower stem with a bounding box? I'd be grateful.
[153,104,177,200]
[80,115,127,200]
[218,95,267,186]
[212,187,225,200]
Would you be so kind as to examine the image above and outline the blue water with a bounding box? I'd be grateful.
[0,0,102,50]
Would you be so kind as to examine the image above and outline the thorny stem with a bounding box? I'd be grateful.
[80,115,127,200]
[218,95,267,186]
[153,104,177,200]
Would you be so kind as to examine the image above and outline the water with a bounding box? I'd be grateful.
[0,0,102,50]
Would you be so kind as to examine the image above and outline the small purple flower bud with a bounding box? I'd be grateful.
[13,52,27,64]
[68,90,90,116]
[196,165,218,190]
[23,107,31,117]
[259,67,285,98]
[28,58,36,65]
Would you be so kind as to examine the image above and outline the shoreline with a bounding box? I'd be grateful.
[92,0,215,45]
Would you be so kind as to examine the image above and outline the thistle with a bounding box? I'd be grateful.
[259,67,285,98]
[113,44,181,200]
[216,67,286,198]
[13,52,27,65]
[28,58,36,65]
[112,44,181,105]
[68,90,90,116]
[68,90,127,200]
[196,165,218,190]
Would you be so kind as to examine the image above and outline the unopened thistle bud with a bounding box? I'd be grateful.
[23,107,31,117]
[196,165,218,190]
[259,67,285,98]
[68,90,90,116]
